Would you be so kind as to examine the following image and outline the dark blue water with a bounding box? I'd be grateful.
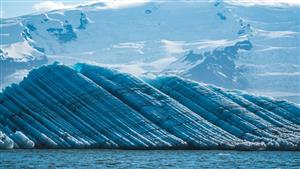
[0,150,299,169]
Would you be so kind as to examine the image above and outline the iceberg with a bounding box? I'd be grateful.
[0,63,299,150]
[0,131,14,149]
[148,76,300,150]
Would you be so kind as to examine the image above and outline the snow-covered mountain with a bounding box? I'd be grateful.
[165,38,253,89]
[0,1,299,103]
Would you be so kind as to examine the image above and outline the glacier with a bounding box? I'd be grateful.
[1,1,299,104]
[0,63,299,150]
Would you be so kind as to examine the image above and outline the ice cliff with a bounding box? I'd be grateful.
[0,63,299,150]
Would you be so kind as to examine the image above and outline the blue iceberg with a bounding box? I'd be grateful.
[148,76,300,150]
[0,63,299,150]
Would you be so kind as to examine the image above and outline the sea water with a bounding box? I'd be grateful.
[0,150,299,169]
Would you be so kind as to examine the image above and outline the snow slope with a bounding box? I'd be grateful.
[0,1,299,103]
[0,63,299,150]
[0,1,245,85]
[165,38,252,89]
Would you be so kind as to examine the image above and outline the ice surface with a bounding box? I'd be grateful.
[0,63,299,150]
[148,76,300,150]
[0,131,14,149]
